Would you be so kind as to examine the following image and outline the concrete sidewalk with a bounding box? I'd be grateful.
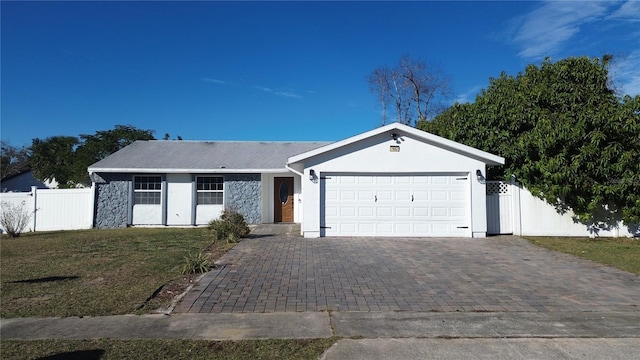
[2,311,639,340]
[321,338,640,360]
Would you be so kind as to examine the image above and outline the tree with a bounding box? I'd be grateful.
[30,136,80,188]
[420,56,640,225]
[30,125,155,187]
[1,141,30,179]
[368,55,451,126]
[76,125,155,169]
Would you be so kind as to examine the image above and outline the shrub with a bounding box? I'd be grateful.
[208,209,250,243]
[181,252,213,275]
[0,200,33,238]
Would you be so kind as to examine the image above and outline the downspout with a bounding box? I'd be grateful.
[88,171,96,229]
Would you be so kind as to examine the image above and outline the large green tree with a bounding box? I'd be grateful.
[30,125,155,188]
[419,56,640,225]
[75,125,155,170]
[30,136,81,187]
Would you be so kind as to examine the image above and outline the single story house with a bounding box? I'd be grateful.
[88,123,504,238]
[1,170,55,193]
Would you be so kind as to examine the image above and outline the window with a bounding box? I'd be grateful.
[197,176,223,205]
[134,176,162,205]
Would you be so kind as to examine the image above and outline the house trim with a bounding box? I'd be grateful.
[288,123,504,166]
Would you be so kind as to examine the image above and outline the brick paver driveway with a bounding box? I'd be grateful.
[177,236,640,313]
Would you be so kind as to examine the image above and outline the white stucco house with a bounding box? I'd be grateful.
[88,123,504,238]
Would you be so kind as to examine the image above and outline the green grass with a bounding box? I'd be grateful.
[0,228,232,318]
[1,338,339,360]
[525,236,640,276]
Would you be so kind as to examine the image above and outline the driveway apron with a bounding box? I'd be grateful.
[176,236,640,313]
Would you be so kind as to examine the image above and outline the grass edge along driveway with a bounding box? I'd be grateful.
[524,236,640,276]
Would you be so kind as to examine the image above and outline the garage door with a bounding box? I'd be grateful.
[321,174,470,237]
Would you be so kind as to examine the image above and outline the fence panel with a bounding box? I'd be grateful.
[0,192,36,232]
[34,189,93,231]
[0,187,93,233]
[486,181,513,235]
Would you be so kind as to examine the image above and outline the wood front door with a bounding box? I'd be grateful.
[274,177,294,223]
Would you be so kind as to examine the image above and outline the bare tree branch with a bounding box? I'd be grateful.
[368,55,452,126]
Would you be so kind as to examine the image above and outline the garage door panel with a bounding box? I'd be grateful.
[340,191,356,200]
[325,206,338,217]
[396,207,411,217]
[325,190,338,201]
[395,223,411,233]
[376,207,393,217]
[358,223,375,233]
[413,190,430,201]
[395,190,410,200]
[451,191,466,201]
[413,207,430,217]
[340,207,356,216]
[358,207,375,217]
[395,176,411,185]
[377,191,393,201]
[432,177,448,185]
[339,223,357,234]
[341,176,356,184]
[413,223,430,233]
[432,207,448,217]
[432,191,448,201]
[323,174,470,237]
[358,190,374,200]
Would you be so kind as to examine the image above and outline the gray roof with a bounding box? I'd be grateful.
[88,140,332,172]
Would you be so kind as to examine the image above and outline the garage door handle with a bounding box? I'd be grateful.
[411,195,414,202]
[374,195,377,202]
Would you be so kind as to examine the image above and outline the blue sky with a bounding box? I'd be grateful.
[2,1,639,147]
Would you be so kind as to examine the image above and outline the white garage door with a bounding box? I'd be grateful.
[321,174,470,237]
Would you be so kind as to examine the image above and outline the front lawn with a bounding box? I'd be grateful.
[525,236,640,276]
[1,338,338,360]
[0,228,233,318]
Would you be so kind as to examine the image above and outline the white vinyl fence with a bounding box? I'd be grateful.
[487,180,638,237]
[0,186,94,233]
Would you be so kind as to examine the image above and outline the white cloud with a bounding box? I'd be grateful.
[611,49,640,96]
[510,1,609,59]
[254,85,273,93]
[201,78,226,84]
[608,0,640,22]
[274,91,302,99]
[454,85,482,104]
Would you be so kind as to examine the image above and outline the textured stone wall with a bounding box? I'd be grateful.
[92,172,262,228]
[225,174,261,224]
[94,173,130,229]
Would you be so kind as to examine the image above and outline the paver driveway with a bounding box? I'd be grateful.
[176,236,640,313]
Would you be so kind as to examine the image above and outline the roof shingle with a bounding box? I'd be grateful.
[88,140,332,172]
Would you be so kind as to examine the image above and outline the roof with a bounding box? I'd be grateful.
[288,122,505,166]
[88,141,332,173]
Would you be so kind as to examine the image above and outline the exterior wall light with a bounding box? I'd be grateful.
[309,169,316,181]
[476,169,484,182]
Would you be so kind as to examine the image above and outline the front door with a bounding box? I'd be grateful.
[274,177,294,222]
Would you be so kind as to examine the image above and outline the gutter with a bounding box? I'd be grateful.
[285,163,303,177]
